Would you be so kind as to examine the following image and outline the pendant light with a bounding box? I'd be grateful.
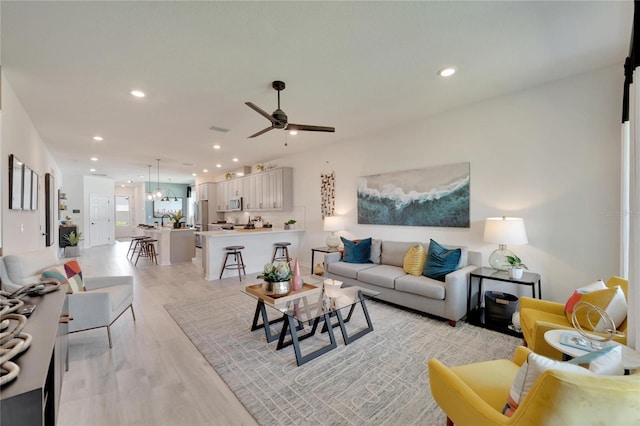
[154,158,165,199]
[146,165,154,200]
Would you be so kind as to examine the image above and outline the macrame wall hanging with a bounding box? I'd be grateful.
[320,161,335,219]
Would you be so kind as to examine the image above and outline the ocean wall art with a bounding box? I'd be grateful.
[357,162,470,227]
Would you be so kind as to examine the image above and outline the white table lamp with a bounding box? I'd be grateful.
[323,216,343,249]
[484,216,528,271]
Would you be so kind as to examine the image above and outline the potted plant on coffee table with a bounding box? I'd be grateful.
[258,261,293,298]
[506,255,527,279]
[64,231,83,258]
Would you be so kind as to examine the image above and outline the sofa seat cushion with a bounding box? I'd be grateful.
[395,274,446,300]
[357,265,406,289]
[327,261,375,280]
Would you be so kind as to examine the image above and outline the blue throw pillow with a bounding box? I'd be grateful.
[423,239,461,282]
[341,237,373,264]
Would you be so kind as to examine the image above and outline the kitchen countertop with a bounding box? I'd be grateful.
[140,227,195,232]
[197,228,303,237]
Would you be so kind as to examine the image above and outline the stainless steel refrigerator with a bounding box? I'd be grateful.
[195,200,208,248]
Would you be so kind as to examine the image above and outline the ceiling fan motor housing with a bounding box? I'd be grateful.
[272,109,288,126]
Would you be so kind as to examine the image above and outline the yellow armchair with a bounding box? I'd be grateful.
[519,276,628,359]
[428,346,640,426]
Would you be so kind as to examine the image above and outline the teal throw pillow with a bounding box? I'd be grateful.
[341,237,373,264]
[423,239,461,282]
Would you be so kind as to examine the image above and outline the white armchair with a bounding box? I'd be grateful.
[1,249,135,348]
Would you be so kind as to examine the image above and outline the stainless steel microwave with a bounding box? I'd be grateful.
[229,196,242,211]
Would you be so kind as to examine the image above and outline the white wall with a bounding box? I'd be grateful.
[270,64,623,303]
[1,73,62,254]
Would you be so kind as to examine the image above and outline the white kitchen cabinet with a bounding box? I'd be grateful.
[216,181,229,211]
[198,182,215,201]
[244,167,292,212]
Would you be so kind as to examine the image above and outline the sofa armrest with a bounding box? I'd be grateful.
[324,252,342,264]
[84,275,133,291]
[443,265,476,322]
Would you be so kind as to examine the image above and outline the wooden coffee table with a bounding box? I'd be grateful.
[242,281,379,366]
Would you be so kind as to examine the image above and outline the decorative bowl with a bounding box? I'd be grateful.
[262,280,292,298]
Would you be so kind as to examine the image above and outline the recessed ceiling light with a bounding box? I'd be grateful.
[90,168,96,172]
[121,184,125,188]
[289,130,298,136]
[127,180,132,184]
[192,173,197,177]
[213,144,221,150]
[130,90,146,98]
[139,175,144,179]
[438,67,456,77]
[90,157,98,161]
[93,136,104,141]
[203,169,208,173]
[216,164,222,168]
[232,158,239,162]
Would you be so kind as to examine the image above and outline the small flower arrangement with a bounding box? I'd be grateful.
[257,261,292,282]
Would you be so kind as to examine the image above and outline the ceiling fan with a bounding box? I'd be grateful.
[245,80,335,138]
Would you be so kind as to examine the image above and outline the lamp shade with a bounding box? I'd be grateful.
[323,216,344,232]
[483,217,528,245]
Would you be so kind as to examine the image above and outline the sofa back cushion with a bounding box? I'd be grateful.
[2,249,59,286]
[370,239,382,264]
[381,241,418,267]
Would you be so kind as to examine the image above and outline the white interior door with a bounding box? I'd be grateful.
[90,194,111,246]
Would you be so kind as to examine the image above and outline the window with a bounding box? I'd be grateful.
[115,195,130,227]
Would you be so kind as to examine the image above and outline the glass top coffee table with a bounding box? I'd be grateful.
[242,278,380,366]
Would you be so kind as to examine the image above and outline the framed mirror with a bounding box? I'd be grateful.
[9,154,24,210]
[23,165,32,210]
[45,173,55,246]
[31,170,39,210]
[153,198,183,217]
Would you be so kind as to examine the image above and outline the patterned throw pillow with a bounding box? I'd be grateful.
[403,245,427,276]
[42,265,72,294]
[564,280,627,332]
[64,260,85,292]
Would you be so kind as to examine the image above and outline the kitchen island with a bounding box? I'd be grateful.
[197,228,303,280]
[139,227,196,266]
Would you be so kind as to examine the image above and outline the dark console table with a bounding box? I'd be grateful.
[1,289,69,426]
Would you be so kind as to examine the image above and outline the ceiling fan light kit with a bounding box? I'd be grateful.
[245,80,336,138]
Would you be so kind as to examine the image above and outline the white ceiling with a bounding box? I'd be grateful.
[1,1,633,186]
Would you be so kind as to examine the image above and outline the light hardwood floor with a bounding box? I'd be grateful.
[58,240,261,426]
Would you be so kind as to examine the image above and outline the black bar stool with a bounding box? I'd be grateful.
[127,236,148,259]
[219,245,247,281]
[135,239,158,265]
[271,242,291,264]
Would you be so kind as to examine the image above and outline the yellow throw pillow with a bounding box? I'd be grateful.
[403,245,427,276]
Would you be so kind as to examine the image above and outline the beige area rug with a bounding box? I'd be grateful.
[165,292,520,425]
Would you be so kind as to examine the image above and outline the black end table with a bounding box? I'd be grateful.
[311,246,340,276]
[467,267,541,337]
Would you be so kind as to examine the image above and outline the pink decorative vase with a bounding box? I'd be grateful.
[292,257,302,291]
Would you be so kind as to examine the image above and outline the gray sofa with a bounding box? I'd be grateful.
[324,240,481,326]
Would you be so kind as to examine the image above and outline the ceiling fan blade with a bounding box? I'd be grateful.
[248,126,274,138]
[245,102,279,124]
[287,123,335,133]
